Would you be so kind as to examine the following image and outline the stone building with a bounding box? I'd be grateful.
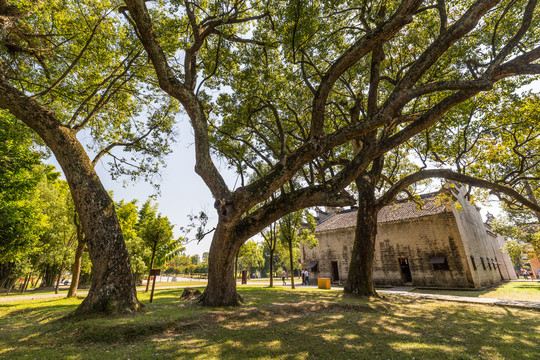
[301,184,517,288]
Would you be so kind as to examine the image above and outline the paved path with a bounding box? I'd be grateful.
[0,291,87,303]
[378,288,540,310]
[2,283,539,310]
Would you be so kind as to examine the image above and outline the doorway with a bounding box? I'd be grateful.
[399,258,412,283]
[330,261,340,282]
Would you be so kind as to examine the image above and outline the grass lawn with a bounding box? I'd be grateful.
[139,281,208,288]
[1,287,539,359]
[0,281,209,298]
[411,281,540,302]
[0,286,76,297]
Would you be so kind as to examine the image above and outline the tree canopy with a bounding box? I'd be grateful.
[122,0,540,305]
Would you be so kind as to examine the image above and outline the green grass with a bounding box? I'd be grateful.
[1,286,539,359]
[411,281,540,302]
[0,286,71,297]
[0,281,209,298]
[139,280,208,288]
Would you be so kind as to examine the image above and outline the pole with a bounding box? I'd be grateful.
[149,271,158,303]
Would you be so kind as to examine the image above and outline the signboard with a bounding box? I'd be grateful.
[150,269,161,276]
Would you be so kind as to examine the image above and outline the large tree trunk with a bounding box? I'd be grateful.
[0,77,141,315]
[199,225,243,306]
[67,222,86,298]
[269,249,274,287]
[344,177,379,297]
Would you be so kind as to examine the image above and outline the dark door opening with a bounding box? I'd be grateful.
[399,258,412,283]
[330,261,339,282]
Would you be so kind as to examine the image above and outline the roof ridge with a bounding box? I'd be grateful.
[315,194,449,233]
[318,212,337,225]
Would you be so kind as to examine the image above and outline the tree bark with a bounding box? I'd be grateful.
[43,265,56,287]
[145,241,158,292]
[199,224,243,306]
[344,177,379,297]
[524,180,540,223]
[23,274,31,292]
[55,265,64,295]
[269,249,274,287]
[0,76,141,315]
[20,274,30,293]
[288,238,295,289]
[235,253,238,283]
[67,222,86,298]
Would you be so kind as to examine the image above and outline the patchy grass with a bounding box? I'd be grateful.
[0,287,539,359]
[412,281,540,302]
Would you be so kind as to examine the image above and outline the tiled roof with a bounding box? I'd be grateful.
[316,194,449,233]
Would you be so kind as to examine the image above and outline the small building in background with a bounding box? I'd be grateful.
[301,183,517,288]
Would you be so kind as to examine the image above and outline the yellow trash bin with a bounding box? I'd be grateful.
[318,278,331,289]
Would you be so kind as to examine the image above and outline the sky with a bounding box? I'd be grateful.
[46,81,540,259]
[93,118,239,258]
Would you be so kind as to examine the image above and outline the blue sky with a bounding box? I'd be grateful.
[93,117,238,258]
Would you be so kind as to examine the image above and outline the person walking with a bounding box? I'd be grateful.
[304,270,309,285]
[301,269,306,285]
[281,269,287,285]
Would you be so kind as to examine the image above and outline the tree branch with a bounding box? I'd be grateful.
[309,0,422,138]
[377,169,540,214]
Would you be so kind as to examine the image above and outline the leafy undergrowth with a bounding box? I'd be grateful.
[0,287,539,359]
[412,281,540,302]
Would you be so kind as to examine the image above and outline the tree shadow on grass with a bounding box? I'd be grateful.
[1,291,539,360]
[152,298,540,360]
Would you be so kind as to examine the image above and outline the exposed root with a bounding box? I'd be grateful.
[65,294,144,321]
[196,290,244,307]
[179,288,201,301]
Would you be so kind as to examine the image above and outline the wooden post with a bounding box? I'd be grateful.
[149,269,160,303]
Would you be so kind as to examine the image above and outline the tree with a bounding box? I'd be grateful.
[138,199,176,292]
[176,254,194,274]
[67,213,85,298]
[278,211,316,289]
[191,254,201,266]
[502,239,526,270]
[1,0,176,314]
[0,116,44,290]
[116,200,150,284]
[261,222,279,287]
[237,241,264,280]
[35,176,77,295]
[124,0,540,305]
